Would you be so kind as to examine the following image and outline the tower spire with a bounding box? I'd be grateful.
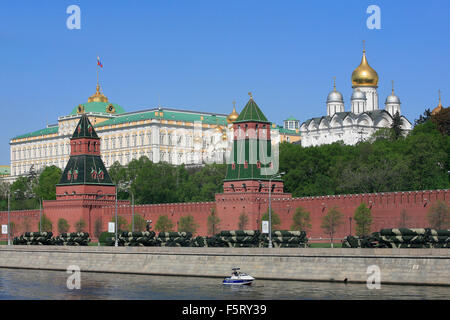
[333,76,336,91]
[392,80,395,94]
[438,89,442,106]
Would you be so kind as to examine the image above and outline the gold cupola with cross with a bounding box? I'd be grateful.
[351,41,379,88]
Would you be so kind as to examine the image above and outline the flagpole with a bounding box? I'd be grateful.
[97,62,99,87]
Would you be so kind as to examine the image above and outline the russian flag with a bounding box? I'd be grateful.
[97,56,103,68]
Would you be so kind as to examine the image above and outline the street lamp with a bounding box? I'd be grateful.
[268,171,285,248]
[6,190,11,245]
[38,197,42,233]
[115,186,118,247]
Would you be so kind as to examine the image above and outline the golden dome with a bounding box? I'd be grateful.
[227,101,239,124]
[88,84,109,103]
[351,48,379,88]
[432,90,443,115]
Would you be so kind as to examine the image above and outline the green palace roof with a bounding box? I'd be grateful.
[12,126,58,140]
[234,98,269,123]
[95,108,228,128]
[277,125,301,135]
[12,108,299,141]
[0,166,10,175]
[70,101,126,116]
[284,116,298,121]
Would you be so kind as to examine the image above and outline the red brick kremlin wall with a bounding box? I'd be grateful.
[1,189,448,241]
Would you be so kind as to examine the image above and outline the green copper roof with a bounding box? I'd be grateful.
[284,116,298,121]
[0,166,10,175]
[57,114,113,186]
[12,126,58,140]
[95,108,228,128]
[234,98,269,123]
[70,102,125,116]
[224,140,277,181]
[72,114,99,139]
[277,126,301,135]
[57,154,114,186]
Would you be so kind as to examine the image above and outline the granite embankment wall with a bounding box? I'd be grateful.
[0,246,449,286]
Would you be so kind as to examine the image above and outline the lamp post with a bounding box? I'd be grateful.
[115,187,118,247]
[7,190,10,245]
[39,197,42,233]
[349,217,352,236]
[268,172,285,249]
[131,190,135,232]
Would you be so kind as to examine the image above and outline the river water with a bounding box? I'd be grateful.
[0,268,448,300]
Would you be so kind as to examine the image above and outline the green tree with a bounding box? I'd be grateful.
[94,218,103,241]
[390,111,404,140]
[414,108,432,126]
[398,209,409,228]
[431,107,450,135]
[178,215,198,234]
[36,166,62,200]
[238,212,249,230]
[57,218,70,234]
[111,216,128,232]
[155,215,174,232]
[353,203,372,236]
[38,214,53,233]
[321,206,343,248]
[207,207,220,235]
[427,200,449,229]
[8,221,16,237]
[261,208,281,230]
[21,217,31,233]
[75,218,87,232]
[291,206,312,231]
[132,214,147,232]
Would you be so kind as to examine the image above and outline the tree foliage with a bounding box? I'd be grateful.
[109,158,226,204]
[57,218,70,234]
[291,206,312,231]
[280,118,449,197]
[132,213,147,232]
[94,219,103,239]
[38,214,53,232]
[207,207,220,235]
[261,208,281,230]
[427,200,449,230]
[321,206,343,246]
[390,111,404,140]
[238,212,249,230]
[353,203,372,236]
[155,215,174,232]
[75,218,87,232]
[178,215,198,234]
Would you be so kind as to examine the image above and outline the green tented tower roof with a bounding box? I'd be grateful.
[57,154,114,186]
[57,113,114,186]
[72,114,99,139]
[234,98,269,123]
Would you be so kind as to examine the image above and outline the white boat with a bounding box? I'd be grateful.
[222,267,255,285]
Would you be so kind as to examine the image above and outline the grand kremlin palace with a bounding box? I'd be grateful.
[8,85,301,182]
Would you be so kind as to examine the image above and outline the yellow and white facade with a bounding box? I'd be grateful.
[8,85,301,181]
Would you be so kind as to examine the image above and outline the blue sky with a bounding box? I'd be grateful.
[0,0,449,164]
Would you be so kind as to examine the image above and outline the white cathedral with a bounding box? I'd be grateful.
[300,47,412,147]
